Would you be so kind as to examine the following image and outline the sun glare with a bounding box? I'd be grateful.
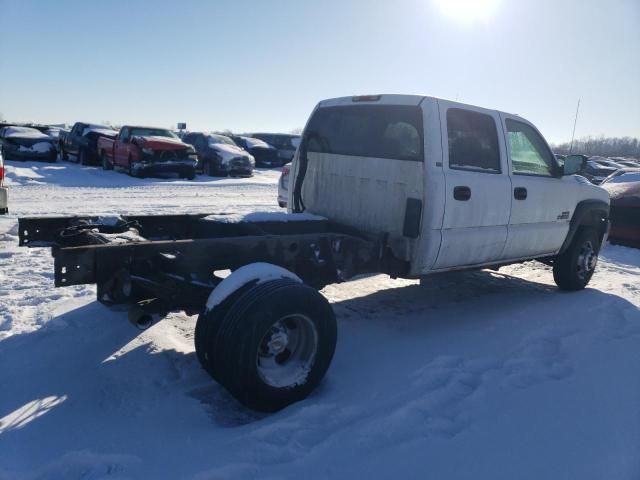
[433,0,501,23]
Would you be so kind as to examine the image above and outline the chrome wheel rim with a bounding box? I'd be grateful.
[576,240,597,280]
[256,314,318,388]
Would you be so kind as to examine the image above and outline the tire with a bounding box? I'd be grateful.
[553,227,600,291]
[204,160,215,177]
[128,157,137,177]
[101,152,112,170]
[195,278,337,412]
[185,168,195,180]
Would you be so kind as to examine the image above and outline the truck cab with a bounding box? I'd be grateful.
[289,94,609,283]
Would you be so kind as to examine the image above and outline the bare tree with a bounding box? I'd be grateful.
[551,136,640,159]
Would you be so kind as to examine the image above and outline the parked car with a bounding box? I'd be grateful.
[182,132,254,177]
[590,156,625,170]
[0,126,56,162]
[98,126,198,179]
[564,154,616,184]
[601,169,640,247]
[277,163,290,208]
[251,133,300,165]
[59,122,118,165]
[231,135,280,167]
[609,157,640,168]
[0,150,8,214]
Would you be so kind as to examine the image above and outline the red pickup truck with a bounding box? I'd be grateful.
[98,126,198,179]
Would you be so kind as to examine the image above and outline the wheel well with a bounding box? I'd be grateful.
[560,200,609,253]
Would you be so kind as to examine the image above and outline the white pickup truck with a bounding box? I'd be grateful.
[289,94,610,290]
[18,94,610,413]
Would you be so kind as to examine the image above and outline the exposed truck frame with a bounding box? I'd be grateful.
[18,213,401,411]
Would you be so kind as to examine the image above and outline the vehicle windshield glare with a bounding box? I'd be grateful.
[243,137,270,148]
[208,134,236,146]
[605,172,640,184]
[130,128,177,139]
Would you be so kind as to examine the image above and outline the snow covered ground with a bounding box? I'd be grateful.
[1,161,639,480]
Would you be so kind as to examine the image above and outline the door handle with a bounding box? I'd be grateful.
[453,186,471,201]
[514,187,527,200]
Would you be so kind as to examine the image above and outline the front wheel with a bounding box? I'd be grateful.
[195,278,337,412]
[553,227,600,290]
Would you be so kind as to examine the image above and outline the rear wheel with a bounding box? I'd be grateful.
[553,227,600,290]
[195,278,337,412]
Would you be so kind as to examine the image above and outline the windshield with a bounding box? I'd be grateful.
[242,137,270,148]
[605,172,640,184]
[254,134,299,149]
[130,128,177,139]
[208,134,236,146]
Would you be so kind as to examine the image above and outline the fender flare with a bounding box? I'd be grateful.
[559,199,609,253]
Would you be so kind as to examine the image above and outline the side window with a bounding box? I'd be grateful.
[506,119,556,176]
[120,127,130,142]
[446,108,501,173]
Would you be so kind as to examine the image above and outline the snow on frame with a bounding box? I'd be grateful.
[203,211,326,223]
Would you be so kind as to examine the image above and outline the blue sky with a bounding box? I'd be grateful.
[0,0,638,142]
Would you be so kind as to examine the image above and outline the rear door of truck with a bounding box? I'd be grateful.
[432,100,512,268]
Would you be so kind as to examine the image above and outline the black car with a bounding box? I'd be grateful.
[250,133,300,165]
[564,154,617,184]
[231,135,280,167]
[59,122,117,165]
[0,126,57,162]
[182,132,254,176]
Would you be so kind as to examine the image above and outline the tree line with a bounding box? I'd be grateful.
[551,136,640,158]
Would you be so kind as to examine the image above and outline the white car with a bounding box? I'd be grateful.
[0,150,8,214]
[277,163,290,208]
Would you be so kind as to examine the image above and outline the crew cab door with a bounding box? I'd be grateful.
[499,114,573,259]
[433,101,511,269]
[114,127,130,167]
[66,123,82,155]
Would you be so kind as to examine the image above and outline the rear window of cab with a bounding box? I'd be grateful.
[306,105,424,162]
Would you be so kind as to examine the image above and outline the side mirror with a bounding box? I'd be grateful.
[563,156,583,176]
